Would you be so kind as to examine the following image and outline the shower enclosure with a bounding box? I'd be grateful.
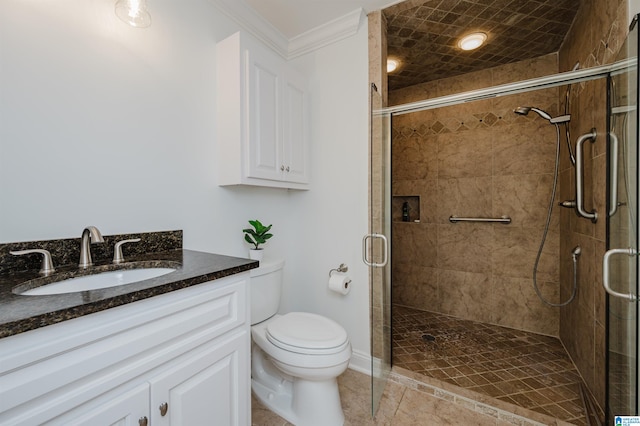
[606,17,639,422]
[367,83,392,415]
[368,19,640,422]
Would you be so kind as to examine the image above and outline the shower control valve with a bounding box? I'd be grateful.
[558,200,576,208]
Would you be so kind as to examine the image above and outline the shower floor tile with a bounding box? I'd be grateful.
[392,304,588,425]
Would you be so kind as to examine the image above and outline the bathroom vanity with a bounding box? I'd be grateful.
[0,232,257,425]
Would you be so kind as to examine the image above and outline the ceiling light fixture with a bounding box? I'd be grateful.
[387,59,399,73]
[115,0,151,28]
[457,32,487,51]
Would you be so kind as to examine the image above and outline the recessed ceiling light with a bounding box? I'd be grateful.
[387,59,399,73]
[457,32,487,51]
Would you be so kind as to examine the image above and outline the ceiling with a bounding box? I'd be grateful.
[385,0,581,90]
[242,0,581,91]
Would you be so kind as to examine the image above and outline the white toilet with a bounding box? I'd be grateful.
[250,259,352,426]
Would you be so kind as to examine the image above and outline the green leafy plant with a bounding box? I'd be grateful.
[243,220,273,250]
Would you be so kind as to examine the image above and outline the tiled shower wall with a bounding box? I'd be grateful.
[557,0,628,410]
[389,53,562,336]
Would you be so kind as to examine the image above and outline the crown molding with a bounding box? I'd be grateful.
[209,0,289,58]
[210,0,364,60]
[287,8,364,58]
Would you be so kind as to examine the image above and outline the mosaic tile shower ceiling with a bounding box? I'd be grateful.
[384,0,581,90]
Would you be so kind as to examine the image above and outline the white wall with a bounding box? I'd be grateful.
[282,23,371,364]
[0,1,371,360]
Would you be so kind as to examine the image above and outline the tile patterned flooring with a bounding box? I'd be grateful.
[251,305,594,425]
[252,367,573,425]
[392,305,588,425]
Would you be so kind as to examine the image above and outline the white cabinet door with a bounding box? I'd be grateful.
[44,383,150,426]
[247,45,283,182]
[149,331,250,426]
[282,74,309,184]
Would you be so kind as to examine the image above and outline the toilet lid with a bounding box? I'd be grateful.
[266,312,348,354]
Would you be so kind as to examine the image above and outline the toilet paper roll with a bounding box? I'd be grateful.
[329,272,351,295]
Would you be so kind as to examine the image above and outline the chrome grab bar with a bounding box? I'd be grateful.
[362,233,388,267]
[609,131,619,217]
[575,130,598,222]
[603,247,638,301]
[449,215,511,224]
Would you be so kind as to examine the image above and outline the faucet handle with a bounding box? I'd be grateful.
[113,238,141,264]
[10,249,55,275]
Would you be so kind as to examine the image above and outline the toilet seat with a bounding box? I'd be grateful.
[266,312,349,355]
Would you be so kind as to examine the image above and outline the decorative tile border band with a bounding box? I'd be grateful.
[391,104,558,138]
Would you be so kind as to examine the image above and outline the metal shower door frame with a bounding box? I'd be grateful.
[367,83,392,418]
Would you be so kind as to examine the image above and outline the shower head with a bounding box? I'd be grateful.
[514,105,575,166]
[513,106,571,124]
[513,106,552,120]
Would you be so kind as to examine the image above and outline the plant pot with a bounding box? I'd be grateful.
[249,249,264,261]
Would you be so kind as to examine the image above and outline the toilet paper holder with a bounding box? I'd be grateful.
[329,263,348,277]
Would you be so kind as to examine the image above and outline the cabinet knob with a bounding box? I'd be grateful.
[159,402,168,416]
[139,417,148,426]
[286,166,290,172]
[280,165,285,171]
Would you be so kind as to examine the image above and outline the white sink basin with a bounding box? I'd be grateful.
[21,268,176,296]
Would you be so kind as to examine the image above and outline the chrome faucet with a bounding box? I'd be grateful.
[79,226,104,268]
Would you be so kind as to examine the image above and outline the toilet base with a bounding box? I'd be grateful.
[252,378,345,426]
[251,346,345,426]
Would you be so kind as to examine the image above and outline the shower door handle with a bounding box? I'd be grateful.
[602,247,638,301]
[362,234,388,267]
[609,132,619,217]
[575,130,598,222]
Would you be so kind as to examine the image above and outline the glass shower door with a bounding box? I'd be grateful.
[606,15,639,422]
[366,83,392,416]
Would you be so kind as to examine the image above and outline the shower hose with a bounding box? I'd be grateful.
[533,122,578,307]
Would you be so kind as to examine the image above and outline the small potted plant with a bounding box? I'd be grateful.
[243,219,273,261]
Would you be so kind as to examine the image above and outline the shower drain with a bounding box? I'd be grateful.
[421,334,436,342]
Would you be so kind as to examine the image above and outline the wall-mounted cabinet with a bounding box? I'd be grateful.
[217,32,310,190]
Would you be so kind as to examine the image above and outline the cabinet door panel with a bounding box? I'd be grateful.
[150,331,249,426]
[283,78,309,184]
[44,383,149,426]
[248,48,282,181]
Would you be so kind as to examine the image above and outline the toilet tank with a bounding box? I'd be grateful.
[250,259,285,325]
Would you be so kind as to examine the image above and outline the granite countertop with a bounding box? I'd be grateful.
[0,249,258,338]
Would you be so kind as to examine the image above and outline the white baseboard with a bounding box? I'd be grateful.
[348,349,371,376]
